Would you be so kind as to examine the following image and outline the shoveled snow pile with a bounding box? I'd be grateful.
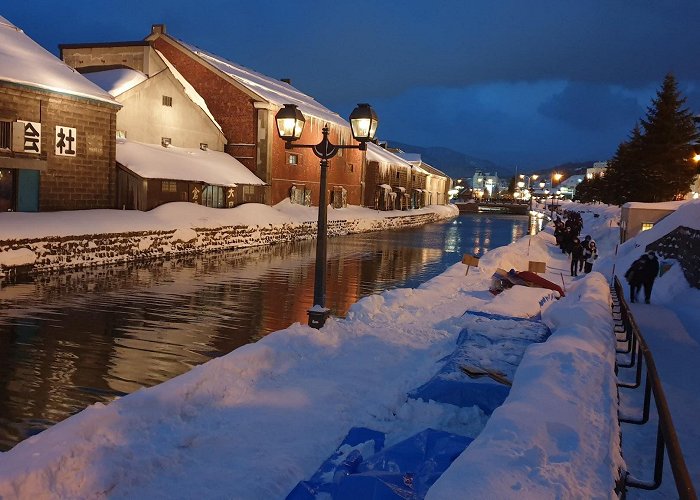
[0,214,621,499]
[0,201,458,241]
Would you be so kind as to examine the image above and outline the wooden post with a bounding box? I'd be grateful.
[462,254,480,276]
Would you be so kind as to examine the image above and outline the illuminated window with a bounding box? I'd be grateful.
[162,95,173,107]
[288,153,299,165]
[641,222,654,232]
[161,180,177,192]
[116,130,126,139]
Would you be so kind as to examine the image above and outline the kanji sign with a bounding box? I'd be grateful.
[13,121,41,154]
[55,126,77,156]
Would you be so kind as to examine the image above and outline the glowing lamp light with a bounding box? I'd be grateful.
[349,103,378,142]
[539,181,546,188]
[694,154,700,163]
[275,104,305,141]
[517,181,525,188]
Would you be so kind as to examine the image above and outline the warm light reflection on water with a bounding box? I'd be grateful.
[0,213,532,450]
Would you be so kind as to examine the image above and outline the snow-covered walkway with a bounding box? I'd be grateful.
[620,302,700,499]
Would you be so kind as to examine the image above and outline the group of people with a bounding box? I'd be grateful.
[625,251,660,304]
[554,211,598,277]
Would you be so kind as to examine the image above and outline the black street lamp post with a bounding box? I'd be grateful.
[275,103,378,329]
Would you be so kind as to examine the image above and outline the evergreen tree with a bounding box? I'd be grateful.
[603,74,697,204]
[604,125,645,205]
[639,73,698,201]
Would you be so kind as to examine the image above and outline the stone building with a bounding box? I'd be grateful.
[0,16,120,212]
[363,143,417,210]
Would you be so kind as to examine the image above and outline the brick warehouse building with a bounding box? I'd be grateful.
[143,24,365,207]
[0,16,119,212]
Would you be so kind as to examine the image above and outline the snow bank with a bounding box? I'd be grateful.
[0,211,624,499]
[0,247,36,267]
[429,273,620,499]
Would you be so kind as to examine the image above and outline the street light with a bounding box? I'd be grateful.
[275,103,378,329]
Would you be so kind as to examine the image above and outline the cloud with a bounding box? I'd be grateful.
[332,80,657,167]
[538,83,644,131]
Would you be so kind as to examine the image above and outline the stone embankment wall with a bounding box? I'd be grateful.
[646,225,700,288]
[0,213,447,275]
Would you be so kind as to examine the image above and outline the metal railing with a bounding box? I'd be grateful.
[612,276,697,499]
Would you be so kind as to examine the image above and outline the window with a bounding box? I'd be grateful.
[116,130,127,139]
[396,172,400,179]
[202,186,224,208]
[161,180,177,193]
[288,153,299,165]
[348,163,354,173]
[162,95,173,107]
[0,121,10,149]
[641,222,654,232]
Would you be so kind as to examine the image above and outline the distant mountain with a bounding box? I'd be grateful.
[531,161,597,179]
[386,141,505,180]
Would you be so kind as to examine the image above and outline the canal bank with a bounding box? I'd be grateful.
[0,212,531,452]
[0,203,626,498]
[0,201,458,275]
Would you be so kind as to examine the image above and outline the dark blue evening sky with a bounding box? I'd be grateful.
[4,1,700,169]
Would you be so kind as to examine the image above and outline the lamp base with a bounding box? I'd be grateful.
[307,307,331,329]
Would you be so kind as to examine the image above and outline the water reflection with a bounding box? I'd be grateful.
[0,213,531,450]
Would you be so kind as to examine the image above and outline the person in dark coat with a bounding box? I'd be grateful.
[641,251,660,304]
[580,235,592,271]
[625,255,648,303]
[570,237,583,277]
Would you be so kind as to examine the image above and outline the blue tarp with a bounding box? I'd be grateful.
[287,428,472,500]
[408,311,551,414]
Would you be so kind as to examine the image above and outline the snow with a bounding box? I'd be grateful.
[116,138,265,186]
[366,142,414,169]
[623,200,687,211]
[0,200,456,243]
[0,16,117,105]
[0,247,36,267]
[82,67,147,97]
[175,38,348,129]
[0,199,698,498]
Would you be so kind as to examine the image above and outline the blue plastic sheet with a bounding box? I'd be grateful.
[408,311,550,414]
[287,428,472,500]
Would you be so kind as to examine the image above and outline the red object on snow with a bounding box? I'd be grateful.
[516,271,565,297]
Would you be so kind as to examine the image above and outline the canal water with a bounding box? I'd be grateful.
[0,213,535,451]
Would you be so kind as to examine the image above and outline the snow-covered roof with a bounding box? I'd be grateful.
[82,68,147,97]
[622,201,687,211]
[0,16,118,105]
[366,142,413,169]
[172,38,348,129]
[395,152,422,164]
[116,139,265,186]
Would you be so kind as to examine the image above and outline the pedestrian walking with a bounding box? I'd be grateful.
[624,255,648,303]
[570,237,583,277]
[641,251,659,304]
[582,240,598,273]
